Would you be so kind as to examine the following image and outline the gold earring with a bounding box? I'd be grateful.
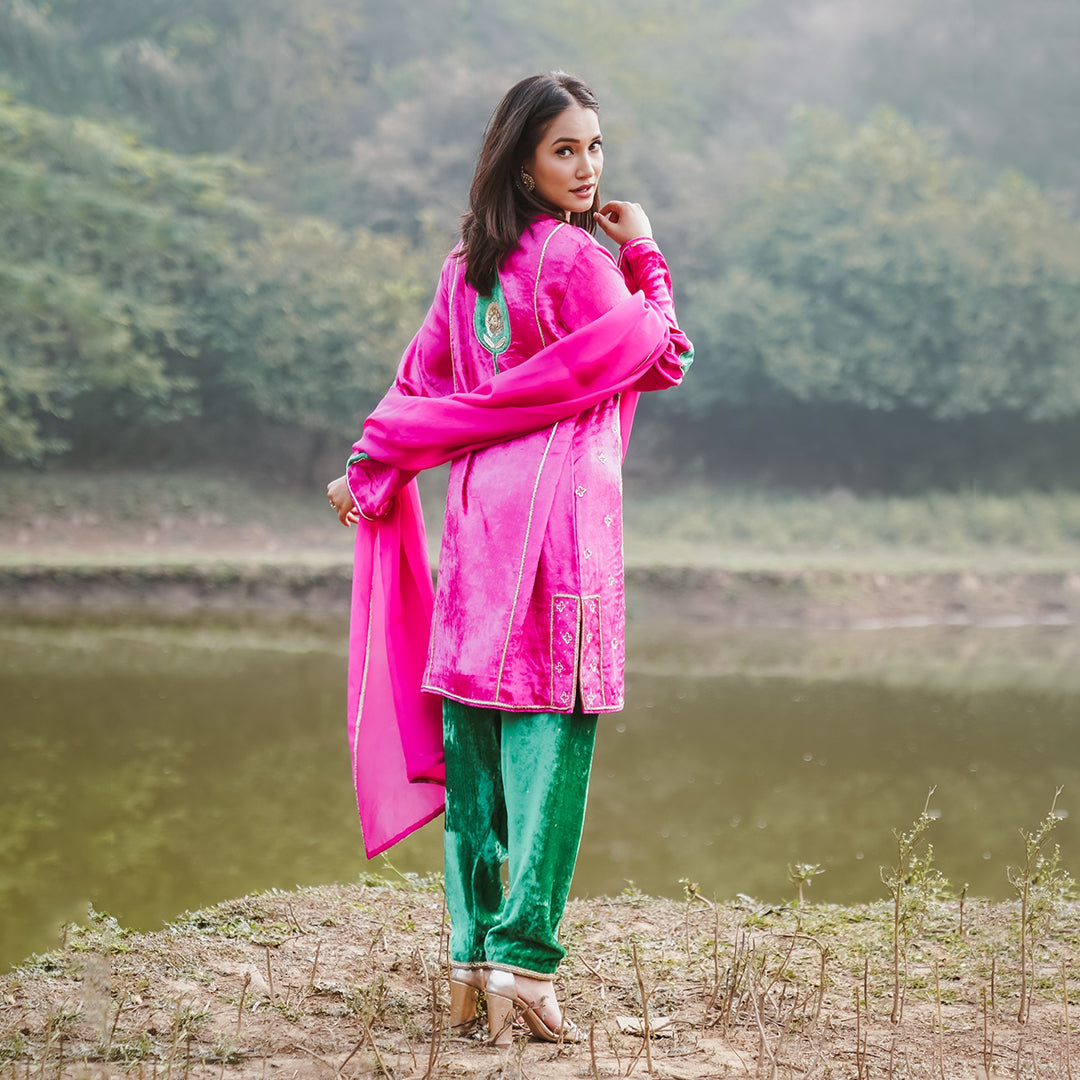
[520,167,536,193]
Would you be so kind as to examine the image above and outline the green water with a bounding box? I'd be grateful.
[1,612,1078,971]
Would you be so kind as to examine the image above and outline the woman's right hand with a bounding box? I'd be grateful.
[594,200,653,247]
[327,474,360,527]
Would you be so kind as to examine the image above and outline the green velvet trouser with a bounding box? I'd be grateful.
[442,698,597,978]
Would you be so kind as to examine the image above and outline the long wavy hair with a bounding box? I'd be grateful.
[459,72,600,294]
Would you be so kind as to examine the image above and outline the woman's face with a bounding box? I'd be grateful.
[523,102,603,219]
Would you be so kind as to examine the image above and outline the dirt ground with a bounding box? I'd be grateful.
[2,882,1078,1079]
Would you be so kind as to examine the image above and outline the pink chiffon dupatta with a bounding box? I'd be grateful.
[347,480,445,859]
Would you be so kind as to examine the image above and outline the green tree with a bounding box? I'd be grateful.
[0,93,260,460]
[851,0,1080,196]
[728,0,1080,198]
[0,91,427,465]
[0,0,748,235]
[189,219,430,481]
[682,108,1080,425]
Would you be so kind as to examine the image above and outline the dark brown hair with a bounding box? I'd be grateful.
[459,72,600,293]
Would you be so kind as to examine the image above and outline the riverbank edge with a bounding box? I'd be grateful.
[1,560,1078,627]
[2,881,1078,1079]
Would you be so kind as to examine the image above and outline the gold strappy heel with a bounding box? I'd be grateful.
[449,967,488,1036]
[485,969,580,1048]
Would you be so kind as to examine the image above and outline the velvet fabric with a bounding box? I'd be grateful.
[442,698,597,977]
[345,221,692,856]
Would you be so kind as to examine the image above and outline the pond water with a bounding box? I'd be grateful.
[1,608,1078,971]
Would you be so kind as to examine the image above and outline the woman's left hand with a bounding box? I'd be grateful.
[594,200,653,246]
[327,474,360,527]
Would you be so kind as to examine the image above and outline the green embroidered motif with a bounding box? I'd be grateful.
[473,277,511,373]
[678,347,695,374]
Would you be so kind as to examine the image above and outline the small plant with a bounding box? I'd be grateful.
[787,862,826,906]
[207,1033,243,1065]
[42,1002,83,1076]
[345,975,388,1027]
[0,1032,28,1063]
[168,999,212,1042]
[1007,786,1076,1024]
[99,1031,155,1063]
[881,788,949,1024]
[43,1004,83,1040]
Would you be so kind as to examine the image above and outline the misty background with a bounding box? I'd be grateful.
[2,0,1079,493]
[5,0,1080,974]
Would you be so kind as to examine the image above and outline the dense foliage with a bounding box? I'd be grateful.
[0,93,426,467]
[687,109,1080,421]
[1,0,1078,487]
[0,94,250,459]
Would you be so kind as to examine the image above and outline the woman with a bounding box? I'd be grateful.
[327,71,693,1047]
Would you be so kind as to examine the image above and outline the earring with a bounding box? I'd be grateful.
[520,167,536,193]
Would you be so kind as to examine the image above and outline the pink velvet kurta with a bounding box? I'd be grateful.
[348,217,692,716]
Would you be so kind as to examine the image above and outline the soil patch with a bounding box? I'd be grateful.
[2,883,1077,1078]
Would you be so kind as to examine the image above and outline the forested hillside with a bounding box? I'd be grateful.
[2,0,1078,489]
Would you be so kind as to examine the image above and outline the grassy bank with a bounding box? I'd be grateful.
[2,878,1078,1079]
[623,484,1080,572]
[3,470,1080,572]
